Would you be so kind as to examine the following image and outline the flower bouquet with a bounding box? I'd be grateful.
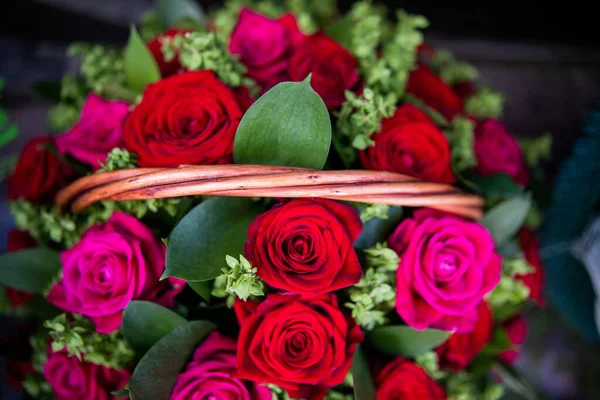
[0,0,551,399]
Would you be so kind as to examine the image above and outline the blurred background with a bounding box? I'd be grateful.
[1,1,600,399]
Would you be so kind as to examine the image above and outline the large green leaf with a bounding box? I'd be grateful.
[351,344,376,400]
[481,194,531,246]
[354,206,403,249]
[461,171,523,199]
[156,0,205,27]
[165,197,264,281]
[122,301,186,356]
[129,320,215,400]
[366,325,451,357]
[188,280,212,302]
[124,26,161,93]
[233,78,332,169]
[0,248,61,293]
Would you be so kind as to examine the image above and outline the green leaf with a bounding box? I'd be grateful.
[31,80,63,103]
[326,17,353,51]
[366,325,451,357]
[0,248,61,293]
[404,94,449,127]
[233,78,332,169]
[112,388,130,398]
[461,171,523,199]
[165,197,264,281]
[492,362,539,400]
[156,0,205,27]
[481,194,531,246]
[188,280,212,302]
[124,26,161,93]
[0,124,17,147]
[351,344,376,400]
[354,206,403,249]
[129,320,216,400]
[122,301,186,356]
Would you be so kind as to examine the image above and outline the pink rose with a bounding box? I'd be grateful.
[170,331,271,400]
[498,316,528,364]
[44,350,130,400]
[55,94,129,169]
[474,119,528,185]
[229,8,304,90]
[389,209,501,333]
[47,212,184,333]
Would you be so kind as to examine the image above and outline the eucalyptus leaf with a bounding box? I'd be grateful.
[325,17,353,51]
[129,320,216,400]
[165,197,264,281]
[124,26,161,93]
[122,301,186,356]
[482,194,531,246]
[366,325,451,357]
[233,78,332,169]
[351,344,376,400]
[156,0,205,27]
[188,280,212,302]
[0,248,61,293]
[462,171,523,199]
[354,206,403,249]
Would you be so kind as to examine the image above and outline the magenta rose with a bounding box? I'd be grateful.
[474,119,528,185]
[389,209,501,333]
[170,331,271,400]
[47,212,184,333]
[44,350,129,400]
[55,94,129,169]
[229,8,304,91]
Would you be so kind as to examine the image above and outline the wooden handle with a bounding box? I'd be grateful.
[56,165,484,219]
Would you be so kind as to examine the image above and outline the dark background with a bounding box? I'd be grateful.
[1,1,600,399]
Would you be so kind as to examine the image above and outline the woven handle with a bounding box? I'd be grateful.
[56,165,484,219]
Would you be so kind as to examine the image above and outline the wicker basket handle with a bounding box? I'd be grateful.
[56,164,484,220]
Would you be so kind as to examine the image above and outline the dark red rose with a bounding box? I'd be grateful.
[5,230,36,308]
[44,349,130,400]
[518,228,545,306]
[148,28,193,77]
[407,64,463,121]
[234,294,363,400]
[474,119,529,186]
[124,71,244,167]
[230,8,304,91]
[436,302,493,371]
[7,137,73,203]
[359,104,455,183]
[288,33,360,109]
[375,357,446,399]
[453,81,477,100]
[245,199,363,295]
[498,316,528,364]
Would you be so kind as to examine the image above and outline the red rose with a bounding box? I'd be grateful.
[44,350,130,400]
[148,28,193,77]
[474,119,528,185]
[245,199,363,295]
[234,294,363,399]
[436,302,493,371]
[124,71,244,167]
[375,357,446,399]
[407,64,463,121]
[5,230,37,308]
[518,228,545,306]
[230,8,304,90]
[289,33,360,109]
[359,104,455,183]
[498,316,528,364]
[7,137,73,203]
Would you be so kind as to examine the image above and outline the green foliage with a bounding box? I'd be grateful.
[334,89,396,165]
[0,80,18,147]
[69,42,126,96]
[213,255,265,303]
[234,78,331,169]
[354,205,403,249]
[139,9,165,41]
[156,0,205,27]
[359,203,390,223]
[519,133,552,167]
[446,371,505,400]
[415,351,448,380]
[487,255,534,320]
[162,31,253,88]
[45,313,135,369]
[99,147,139,172]
[124,26,161,93]
[444,116,477,172]
[23,373,54,400]
[464,87,504,120]
[345,243,397,329]
[481,194,531,247]
[268,384,297,400]
[0,153,17,182]
[287,0,337,33]
[0,248,61,293]
[432,50,478,85]
[351,344,377,400]
[366,325,451,357]
[46,75,88,132]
